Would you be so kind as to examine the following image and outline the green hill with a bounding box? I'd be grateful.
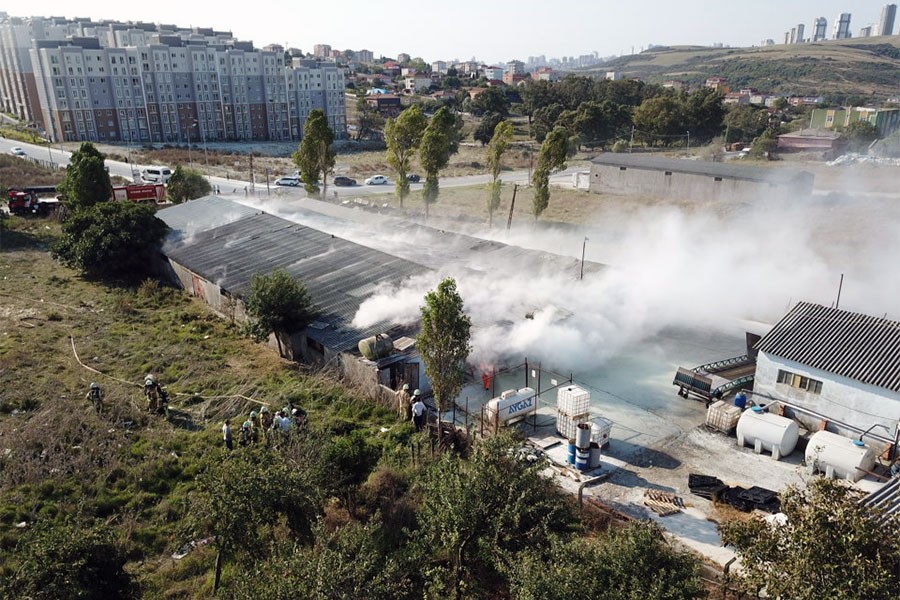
[585,37,900,98]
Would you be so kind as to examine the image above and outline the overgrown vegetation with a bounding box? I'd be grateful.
[166,165,212,203]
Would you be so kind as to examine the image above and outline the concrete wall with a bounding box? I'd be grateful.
[755,352,900,439]
[589,164,785,202]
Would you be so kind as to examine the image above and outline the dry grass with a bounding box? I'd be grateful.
[0,154,66,187]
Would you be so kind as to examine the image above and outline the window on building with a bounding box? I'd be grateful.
[776,369,822,394]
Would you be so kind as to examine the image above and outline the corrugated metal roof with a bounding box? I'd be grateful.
[861,476,900,526]
[755,302,900,392]
[163,210,430,353]
[591,154,813,186]
[157,196,260,253]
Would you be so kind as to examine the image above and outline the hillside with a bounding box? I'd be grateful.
[584,36,900,98]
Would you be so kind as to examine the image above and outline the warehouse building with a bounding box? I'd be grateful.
[753,301,900,440]
[589,154,814,202]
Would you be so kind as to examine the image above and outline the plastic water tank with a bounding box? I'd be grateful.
[736,407,799,460]
[805,431,876,482]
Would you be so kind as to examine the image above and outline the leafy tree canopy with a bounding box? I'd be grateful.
[166,165,211,203]
[245,269,315,347]
[58,142,113,211]
[531,126,571,218]
[385,105,427,206]
[293,109,336,197]
[50,201,169,280]
[419,107,462,210]
[473,111,505,146]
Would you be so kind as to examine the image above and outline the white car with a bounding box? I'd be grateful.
[274,175,301,187]
[9,147,26,156]
[364,175,388,185]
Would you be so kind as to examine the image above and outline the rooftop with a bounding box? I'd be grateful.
[590,154,814,186]
[755,302,900,393]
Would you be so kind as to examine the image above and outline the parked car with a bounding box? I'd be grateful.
[333,176,357,187]
[9,147,26,156]
[364,175,388,185]
[406,174,421,183]
[274,175,301,187]
[140,166,173,184]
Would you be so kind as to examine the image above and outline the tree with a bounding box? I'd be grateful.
[723,104,770,143]
[385,105,427,207]
[509,521,704,600]
[531,126,571,219]
[51,202,169,280]
[355,95,385,141]
[1,518,136,600]
[467,86,510,117]
[418,107,461,218]
[720,478,900,600]
[632,94,685,146]
[531,102,565,142]
[293,109,335,198]
[485,120,513,227]
[473,111,504,146]
[416,278,471,430]
[843,119,878,152]
[166,165,211,203]
[245,268,315,355]
[417,434,578,598]
[58,142,112,211]
[574,100,632,149]
[520,79,562,123]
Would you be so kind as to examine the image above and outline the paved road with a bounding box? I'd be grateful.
[0,137,584,197]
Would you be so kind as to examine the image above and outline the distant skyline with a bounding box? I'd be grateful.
[10,1,898,64]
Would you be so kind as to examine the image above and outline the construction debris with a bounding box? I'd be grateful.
[688,473,781,513]
[643,489,685,516]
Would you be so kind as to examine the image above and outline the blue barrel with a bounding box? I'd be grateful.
[575,448,590,471]
[567,441,577,465]
[734,392,747,409]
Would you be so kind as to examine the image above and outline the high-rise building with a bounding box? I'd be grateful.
[833,13,852,39]
[795,23,805,43]
[0,16,346,142]
[789,27,797,44]
[859,26,873,37]
[878,4,897,36]
[813,17,828,41]
[312,44,331,58]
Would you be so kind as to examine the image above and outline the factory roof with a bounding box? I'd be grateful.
[158,200,430,354]
[591,154,814,186]
[755,302,900,393]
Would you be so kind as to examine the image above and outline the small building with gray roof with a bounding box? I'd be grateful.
[589,154,814,202]
[752,301,900,439]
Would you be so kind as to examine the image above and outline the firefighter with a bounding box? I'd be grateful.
[396,383,412,420]
[86,382,103,415]
[144,375,161,414]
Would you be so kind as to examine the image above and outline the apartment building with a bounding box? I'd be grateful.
[0,15,346,143]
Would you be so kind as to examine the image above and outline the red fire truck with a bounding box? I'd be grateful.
[111,184,166,204]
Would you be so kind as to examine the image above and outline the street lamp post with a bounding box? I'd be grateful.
[195,119,210,183]
[187,124,194,170]
[580,236,589,280]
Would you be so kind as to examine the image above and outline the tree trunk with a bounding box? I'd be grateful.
[214,549,223,592]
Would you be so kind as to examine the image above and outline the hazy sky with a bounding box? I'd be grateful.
[13,1,898,64]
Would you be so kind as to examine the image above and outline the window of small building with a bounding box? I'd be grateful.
[776,369,822,394]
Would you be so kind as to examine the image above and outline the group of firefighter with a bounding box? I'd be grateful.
[395,383,427,431]
[84,374,169,417]
[222,405,307,450]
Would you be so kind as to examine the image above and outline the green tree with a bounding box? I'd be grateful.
[50,202,169,280]
[485,120,514,227]
[355,95,385,141]
[509,521,704,600]
[1,518,136,600]
[467,87,510,117]
[417,434,578,598]
[418,107,461,218]
[245,268,315,355]
[166,165,211,203]
[574,100,632,149]
[58,142,113,211]
[842,119,878,152]
[385,105,427,207]
[531,102,565,142]
[681,87,726,144]
[721,478,900,600]
[314,430,380,519]
[632,94,685,146]
[531,126,571,219]
[416,278,471,429]
[723,104,770,143]
[293,109,336,198]
[750,127,780,158]
[473,111,504,146]
[520,79,561,123]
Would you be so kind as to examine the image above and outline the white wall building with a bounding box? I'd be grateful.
[753,302,900,440]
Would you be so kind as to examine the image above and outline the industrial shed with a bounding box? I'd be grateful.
[589,154,814,202]
[156,197,433,397]
[752,301,900,441]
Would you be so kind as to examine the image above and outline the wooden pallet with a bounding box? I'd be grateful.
[643,489,685,516]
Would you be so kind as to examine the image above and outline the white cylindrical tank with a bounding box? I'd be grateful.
[805,431,876,482]
[485,387,537,427]
[736,407,799,460]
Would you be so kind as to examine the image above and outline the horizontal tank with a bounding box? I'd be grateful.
[805,431,876,483]
[736,407,799,460]
[485,387,537,427]
[358,333,394,360]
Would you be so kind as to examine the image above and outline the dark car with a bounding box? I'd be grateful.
[333,176,357,187]
[406,174,420,183]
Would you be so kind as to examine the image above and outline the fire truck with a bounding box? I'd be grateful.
[6,186,60,216]
[111,184,166,204]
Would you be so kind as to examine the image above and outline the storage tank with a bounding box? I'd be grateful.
[736,407,799,460]
[557,385,590,416]
[357,333,394,360]
[805,431,876,482]
[485,387,537,427]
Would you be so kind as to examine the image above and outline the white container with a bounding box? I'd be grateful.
[557,385,590,417]
[805,430,876,482]
[556,410,590,440]
[706,400,742,433]
[485,387,536,427]
[575,423,592,449]
[591,417,612,447]
[736,407,799,460]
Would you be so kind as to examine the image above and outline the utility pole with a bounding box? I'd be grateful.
[687,130,691,149]
[506,184,518,231]
[249,154,255,195]
[629,126,635,152]
[580,237,588,280]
